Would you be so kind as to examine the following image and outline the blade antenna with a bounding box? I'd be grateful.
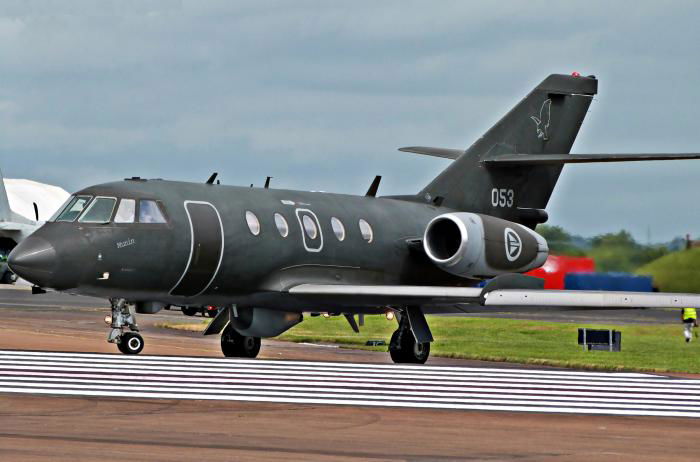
[206,172,218,184]
[365,175,381,197]
[264,176,272,189]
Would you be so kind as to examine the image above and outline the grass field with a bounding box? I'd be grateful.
[157,314,700,374]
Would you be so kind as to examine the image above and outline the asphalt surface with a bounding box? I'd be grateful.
[1,285,698,461]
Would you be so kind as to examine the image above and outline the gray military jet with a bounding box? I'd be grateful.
[9,73,700,363]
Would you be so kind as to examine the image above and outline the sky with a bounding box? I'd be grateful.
[1,0,699,242]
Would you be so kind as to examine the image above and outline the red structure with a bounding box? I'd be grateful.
[526,255,595,289]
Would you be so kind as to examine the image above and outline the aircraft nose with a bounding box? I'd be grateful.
[7,236,57,287]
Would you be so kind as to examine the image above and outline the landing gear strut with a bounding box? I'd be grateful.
[221,324,261,358]
[389,312,430,364]
[107,298,144,355]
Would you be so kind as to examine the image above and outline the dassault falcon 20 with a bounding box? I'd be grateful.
[9,73,700,363]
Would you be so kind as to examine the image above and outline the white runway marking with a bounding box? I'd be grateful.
[0,349,698,418]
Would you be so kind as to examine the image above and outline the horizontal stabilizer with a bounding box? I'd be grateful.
[483,153,700,166]
[399,146,464,160]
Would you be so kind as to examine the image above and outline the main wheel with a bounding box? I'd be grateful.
[182,306,198,316]
[221,325,261,358]
[118,332,144,355]
[389,329,430,364]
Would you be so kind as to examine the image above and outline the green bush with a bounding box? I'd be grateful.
[637,248,700,292]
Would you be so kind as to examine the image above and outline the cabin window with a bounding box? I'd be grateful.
[274,213,289,237]
[55,195,93,222]
[246,211,260,236]
[302,215,318,239]
[138,200,167,223]
[358,219,373,243]
[331,217,345,241]
[79,197,117,223]
[114,199,136,223]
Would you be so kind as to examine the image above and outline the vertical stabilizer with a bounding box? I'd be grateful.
[0,168,12,222]
[419,74,597,227]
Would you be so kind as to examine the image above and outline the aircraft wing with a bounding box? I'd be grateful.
[289,284,483,304]
[288,284,700,309]
[0,222,36,232]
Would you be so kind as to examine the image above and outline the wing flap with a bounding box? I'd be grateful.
[485,289,700,308]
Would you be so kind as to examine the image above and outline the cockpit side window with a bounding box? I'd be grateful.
[138,200,167,223]
[49,196,75,222]
[78,197,117,223]
[114,199,136,223]
[55,195,93,222]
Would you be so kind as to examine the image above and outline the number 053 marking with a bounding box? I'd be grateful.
[491,188,514,207]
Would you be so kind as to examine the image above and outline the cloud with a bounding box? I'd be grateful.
[0,1,699,241]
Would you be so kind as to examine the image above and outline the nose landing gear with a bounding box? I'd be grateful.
[107,298,144,355]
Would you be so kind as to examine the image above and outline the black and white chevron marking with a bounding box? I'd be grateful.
[0,349,698,418]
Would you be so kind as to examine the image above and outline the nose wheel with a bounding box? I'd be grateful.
[118,332,144,354]
[107,298,144,355]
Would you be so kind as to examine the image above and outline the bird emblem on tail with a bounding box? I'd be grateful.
[530,99,551,141]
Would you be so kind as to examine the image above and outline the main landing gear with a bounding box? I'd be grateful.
[107,298,144,355]
[389,311,431,364]
[220,324,261,358]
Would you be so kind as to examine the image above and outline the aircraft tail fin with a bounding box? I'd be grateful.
[419,73,597,227]
[0,168,12,222]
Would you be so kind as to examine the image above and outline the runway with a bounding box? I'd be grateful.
[1,349,699,418]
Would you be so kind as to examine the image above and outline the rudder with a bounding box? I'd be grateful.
[420,73,597,227]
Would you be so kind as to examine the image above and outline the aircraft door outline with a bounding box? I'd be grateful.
[169,201,224,297]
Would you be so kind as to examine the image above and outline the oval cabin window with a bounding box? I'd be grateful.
[331,217,345,241]
[246,211,260,236]
[358,219,373,243]
[274,213,289,237]
[302,215,318,239]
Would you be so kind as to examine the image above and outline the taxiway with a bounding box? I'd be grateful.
[1,286,698,461]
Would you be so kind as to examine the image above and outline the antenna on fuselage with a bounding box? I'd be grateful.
[365,175,381,197]
[206,172,218,184]
[264,176,272,189]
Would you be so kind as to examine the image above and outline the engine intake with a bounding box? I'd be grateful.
[423,212,548,278]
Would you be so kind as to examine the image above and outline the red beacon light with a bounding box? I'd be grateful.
[571,71,581,77]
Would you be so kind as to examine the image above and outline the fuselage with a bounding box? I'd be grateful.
[12,178,473,311]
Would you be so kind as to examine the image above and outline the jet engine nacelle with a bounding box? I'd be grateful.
[231,307,303,338]
[423,212,548,279]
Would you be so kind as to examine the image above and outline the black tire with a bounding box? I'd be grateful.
[182,306,198,316]
[389,329,430,364]
[118,332,144,355]
[1,270,16,284]
[221,325,261,358]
